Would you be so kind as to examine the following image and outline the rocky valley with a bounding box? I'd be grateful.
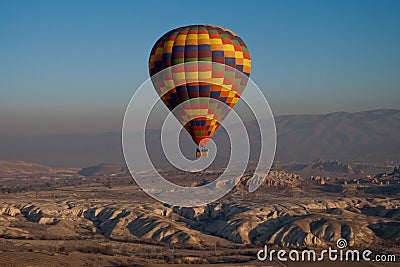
[0,160,399,266]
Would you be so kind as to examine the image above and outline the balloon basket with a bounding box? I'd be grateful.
[196,147,209,158]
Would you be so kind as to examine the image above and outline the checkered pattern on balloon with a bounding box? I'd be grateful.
[149,25,251,150]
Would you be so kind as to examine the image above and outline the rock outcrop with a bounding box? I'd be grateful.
[0,197,398,250]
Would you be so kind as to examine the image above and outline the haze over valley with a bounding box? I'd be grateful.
[1,109,399,167]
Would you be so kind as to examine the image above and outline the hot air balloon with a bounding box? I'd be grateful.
[149,25,251,157]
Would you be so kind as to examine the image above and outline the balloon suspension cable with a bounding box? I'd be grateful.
[199,146,208,152]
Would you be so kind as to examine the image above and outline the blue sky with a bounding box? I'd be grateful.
[1,0,399,135]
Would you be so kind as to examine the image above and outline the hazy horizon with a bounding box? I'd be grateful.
[0,107,398,137]
[0,108,398,168]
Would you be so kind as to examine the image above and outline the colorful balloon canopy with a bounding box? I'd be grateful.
[149,25,251,147]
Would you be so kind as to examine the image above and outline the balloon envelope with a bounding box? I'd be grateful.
[149,25,251,146]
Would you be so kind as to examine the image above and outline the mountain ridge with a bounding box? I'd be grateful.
[0,109,398,167]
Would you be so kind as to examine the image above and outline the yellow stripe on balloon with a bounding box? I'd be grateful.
[165,80,175,88]
[210,39,223,45]
[165,41,174,47]
[228,91,237,98]
[198,72,212,79]
[198,34,209,40]
[155,47,164,55]
[185,72,199,80]
[172,72,186,80]
[235,51,244,59]
[211,78,224,85]
[176,35,187,41]
[186,34,199,40]
[223,44,235,51]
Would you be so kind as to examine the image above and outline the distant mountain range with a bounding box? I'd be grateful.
[0,109,399,167]
[275,109,400,163]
